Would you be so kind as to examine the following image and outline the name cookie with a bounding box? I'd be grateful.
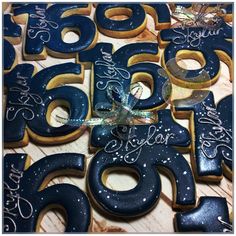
[173,91,232,181]
[95,4,171,38]
[13,4,97,60]
[175,197,232,232]
[3,153,91,232]
[78,42,170,114]
[4,14,22,73]
[87,109,196,217]
[4,63,90,147]
[159,22,232,88]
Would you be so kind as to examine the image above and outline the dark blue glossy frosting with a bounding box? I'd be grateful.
[174,91,232,180]
[3,153,91,232]
[13,4,97,57]
[88,109,195,217]
[4,63,89,144]
[175,197,231,232]
[79,42,169,113]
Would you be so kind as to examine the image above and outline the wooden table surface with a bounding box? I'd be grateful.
[3,4,232,233]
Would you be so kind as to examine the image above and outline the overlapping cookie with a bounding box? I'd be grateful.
[3,153,92,232]
[12,4,98,60]
[4,63,90,147]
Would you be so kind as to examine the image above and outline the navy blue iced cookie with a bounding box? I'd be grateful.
[4,63,89,147]
[159,22,232,88]
[95,4,170,38]
[4,14,22,73]
[79,42,170,114]
[173,91,232,181]
[87,109,196,217]
[13,4,97,60]
[3,153,91,232]
[175,197,232,232]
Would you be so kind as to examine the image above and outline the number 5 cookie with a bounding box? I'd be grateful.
[12,4,98,60]
[4,63,90,147]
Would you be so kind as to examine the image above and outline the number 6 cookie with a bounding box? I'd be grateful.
[4,63,90,147]
[12,4,98,60]
[3,153,92,232]
[87,110,196,217]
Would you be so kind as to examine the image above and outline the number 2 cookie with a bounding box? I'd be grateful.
[4,63,90,147]
[12,4,98,60]
[87,109,196,217]
[173,91,232,181]
[3,153,92,232]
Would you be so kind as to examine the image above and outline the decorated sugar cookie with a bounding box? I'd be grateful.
[173,91,232,181]
[3,153,92,232]
[78,42,170,115]
[87,109,196,217]
[159,21,232,88]
[13,4,97,60]
[4,63,90,147]
[95,4,171,38]
[4,14,22,73]
[175,197,232,232]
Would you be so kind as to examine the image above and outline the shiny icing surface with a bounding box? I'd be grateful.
[4,14,21,71]
[79,43,169,112]
[160,22,232,85]
[4,63,89,143]
[175,197,231,232]
[3,153,91,232]
[95,4,170,33]
[174,91,232,179]
[13,4,96,56]
[4,40,16,72]
[4,14,22,38]
[88,110,195,217]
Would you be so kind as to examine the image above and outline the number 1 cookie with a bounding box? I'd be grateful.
[173,91,232,181]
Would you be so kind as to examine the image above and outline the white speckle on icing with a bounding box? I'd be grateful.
[183,171,187,175]
[143,198,146,202]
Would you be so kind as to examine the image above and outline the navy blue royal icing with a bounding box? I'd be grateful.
[3,153,91,232]
[4,63,89,145]
[159,22,232,88]
[175,197,231,232]
[4,40,16,72]
[88,110,196,217]
[4,14,22,38]
[79,42,169,114]
[13,4,97,58]
[4,14,21,72]
[173,91,232,181]
[95,4,170,37]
